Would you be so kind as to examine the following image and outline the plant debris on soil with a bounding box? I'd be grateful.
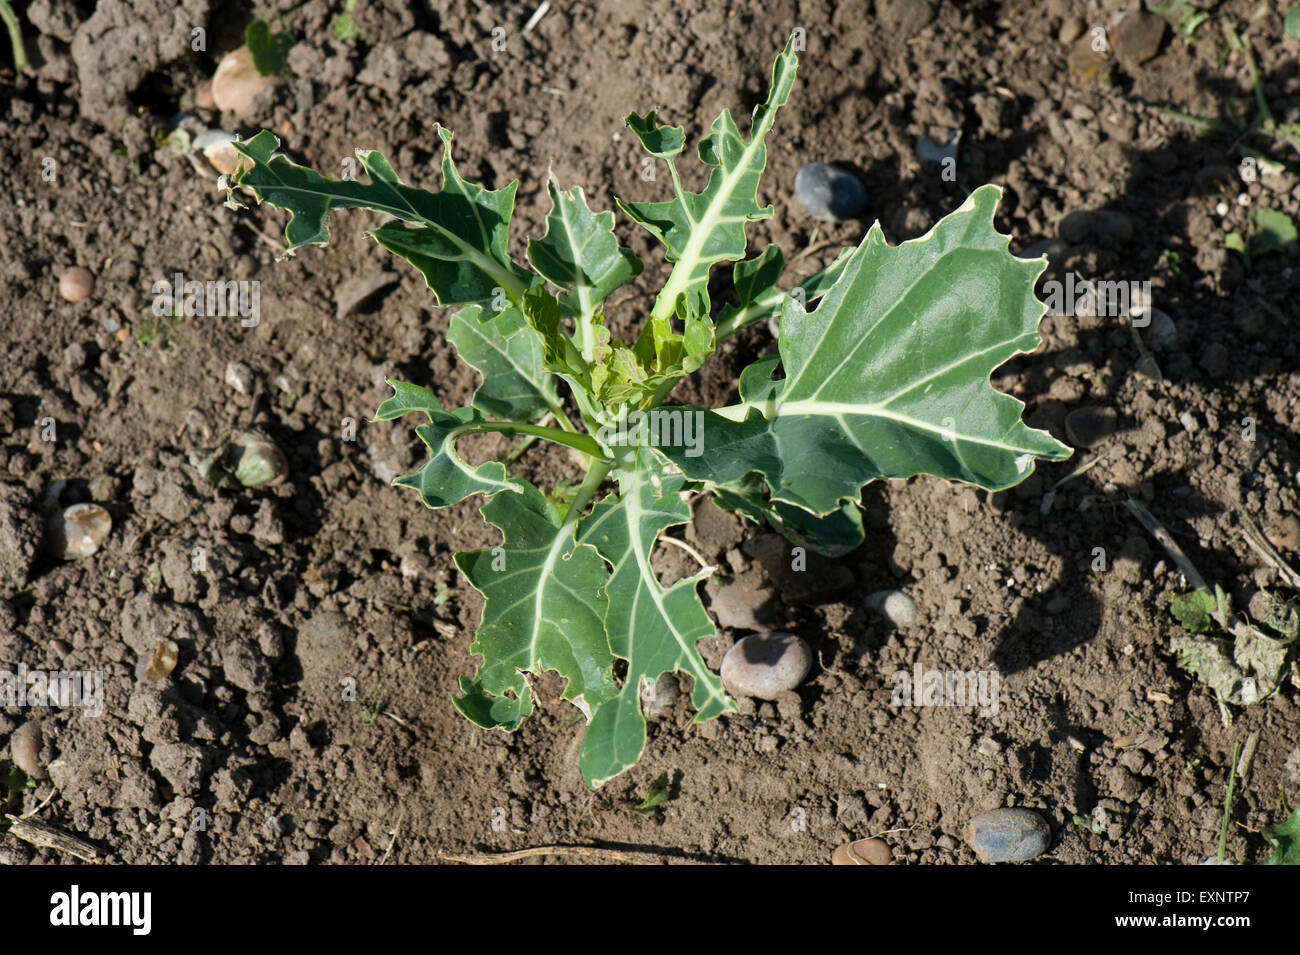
[2,0,1299,865]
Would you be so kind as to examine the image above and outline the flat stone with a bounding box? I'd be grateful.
[795,163,867,222]
[1111,11,1165,66]
[831,838,893,865]
[720,632,812,700]
[966,808,1051,862]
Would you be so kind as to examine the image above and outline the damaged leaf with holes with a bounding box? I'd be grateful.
[222,36,1069,787]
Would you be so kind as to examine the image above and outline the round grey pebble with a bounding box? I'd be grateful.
[795,163,867,222]
[865,589,919,627]
[720,632,812,700]
[1144,308,1177,351]
[966,808,1051,862]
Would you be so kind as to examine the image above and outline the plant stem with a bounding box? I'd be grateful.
[0,0,26,71]
[453,420,607,459]
[560,457,612,528]
[1218,741,1242,862]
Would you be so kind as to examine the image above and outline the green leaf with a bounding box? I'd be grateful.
[633,772,671,812]
[333,14,360,41]
[713,475,865,558]
[620,36,799,346]
[1250,208,1298,257]
[446,303,558,420]
[527,177,642,359]
[1287,5,1300,40]
[577,450,735,787]
[245,20,293,76]
[233,128,531,307]
[716,247,852,338]
[373,379,521,508]
[1170,590,1217,633]
[1267,807,1300,864]
[658,185,1071,514]
[454,481,617,730]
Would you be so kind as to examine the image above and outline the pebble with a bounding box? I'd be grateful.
[211,47,279,116]
[10,721,46,780]
[336,272,400,319]
[795,163,868,222]
[832,838,893,865]
[192,430,289,488]
[193,129,248,177]
[1064,406,1118,448]
[639,672,681,721]
[1058,17,1084,45]
[59,266,95,303]
[1110,11,1166,66]
[864,589,919,627]
[47,503,112,559]
[195,81,216,110]
[136,640,180,684]
[1067,34,1108,82]
[224,360,255,395]
[1143,307,1177,350]
[720,632,812,700]
[966,808,1051,862]
[916,130,960,166]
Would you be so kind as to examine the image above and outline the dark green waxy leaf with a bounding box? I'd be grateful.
[454,481,617,730]
[713,474,865,558]
[577,450,734,787]
[716,246,853,338]
[527,177,642,350]
[374,380,520,508]
[245,19,293,76]
[446,303,558,421]
[658,185,1071,514]
[233,127,531,307]
[1267,807,1300,865]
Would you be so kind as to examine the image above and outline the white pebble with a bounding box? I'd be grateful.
[865,590,919,627]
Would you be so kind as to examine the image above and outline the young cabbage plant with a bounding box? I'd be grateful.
[226,37,1071,787]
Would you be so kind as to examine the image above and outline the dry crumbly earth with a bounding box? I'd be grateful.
[1,0,1298,865]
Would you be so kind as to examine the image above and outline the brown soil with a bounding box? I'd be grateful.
[2,0,1299,865]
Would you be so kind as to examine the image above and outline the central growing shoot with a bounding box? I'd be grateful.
[226,37,1070,786]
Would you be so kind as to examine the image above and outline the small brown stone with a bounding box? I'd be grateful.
[1067,33,1108,82]
[832,838,893,865]
[59,267,95,303]
[211,47,279,116]
[1110,11,1166,67]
